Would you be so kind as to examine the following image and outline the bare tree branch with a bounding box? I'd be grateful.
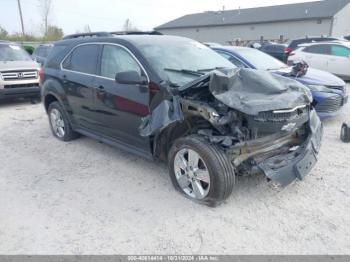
[38,0,53,36]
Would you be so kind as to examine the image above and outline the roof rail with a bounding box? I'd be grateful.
[63,32,114,40]
[110,31,163,35]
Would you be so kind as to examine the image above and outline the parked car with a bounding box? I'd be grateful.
[288,41,350,81]
[259,43,288,62]
[213,46,348,119]
[284,36,344,57]
[42,33,322,206]
[203,42,223,48]
[0,41,41,101]
[32,44,53,65]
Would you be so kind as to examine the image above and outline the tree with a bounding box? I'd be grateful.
[83,25,91,33]
[0,26,8,39]
[122,19,139,32]
[38,0,53,36]
[44,25,63,41]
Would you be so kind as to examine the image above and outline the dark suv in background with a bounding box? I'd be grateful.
[41,33,322,206]
[32,44,53,65]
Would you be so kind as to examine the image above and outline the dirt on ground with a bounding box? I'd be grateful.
[0,85,349,255]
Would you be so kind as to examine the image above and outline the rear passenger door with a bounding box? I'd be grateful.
[328,45,350,77]
[92,44,151,153]
[61,44,101,129]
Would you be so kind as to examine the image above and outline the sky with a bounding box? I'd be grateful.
[0,0,320,36]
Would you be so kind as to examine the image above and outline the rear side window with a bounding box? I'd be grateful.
[303,45,331,55]
[62,44,100,75]
[331,45,350,57]
[35,47,43,56]
[100,45,142,79]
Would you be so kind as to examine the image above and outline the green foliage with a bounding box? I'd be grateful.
[0,26,8,39]
[0,24,64,42]
[43,25,64,41]
[23,45,35,55]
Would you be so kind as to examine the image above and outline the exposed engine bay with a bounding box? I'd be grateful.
[139,68,323,186]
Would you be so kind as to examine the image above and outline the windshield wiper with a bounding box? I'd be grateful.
[164,68,204,76]
[197,67,226,72]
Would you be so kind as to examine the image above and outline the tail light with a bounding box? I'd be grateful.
[284,47,293,54]
[38,68,43,86]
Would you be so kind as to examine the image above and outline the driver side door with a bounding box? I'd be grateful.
[92,44,151,154]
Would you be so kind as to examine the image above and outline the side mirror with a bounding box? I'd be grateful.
[115,70,147,85]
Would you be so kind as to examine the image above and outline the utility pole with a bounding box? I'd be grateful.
[17,0,25,37]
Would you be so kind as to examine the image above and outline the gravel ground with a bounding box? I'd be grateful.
[0,85,350,255]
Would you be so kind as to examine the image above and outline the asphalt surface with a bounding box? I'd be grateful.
[0,84,349,255]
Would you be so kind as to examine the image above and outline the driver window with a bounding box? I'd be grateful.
[100,45,142,79]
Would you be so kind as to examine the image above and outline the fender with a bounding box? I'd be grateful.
[42,78,77,127]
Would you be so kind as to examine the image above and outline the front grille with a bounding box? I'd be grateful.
[255,106,308,122]
[1,70,38,81]
[315,95,343,113]
[328,85,348,96]
[4,83,39,89]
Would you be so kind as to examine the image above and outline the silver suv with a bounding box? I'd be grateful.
[0,41,41,100]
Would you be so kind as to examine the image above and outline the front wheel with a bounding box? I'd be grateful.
[48,101,80,141]
[168,135,235,206]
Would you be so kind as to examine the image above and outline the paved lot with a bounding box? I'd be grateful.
[0,85,350,255]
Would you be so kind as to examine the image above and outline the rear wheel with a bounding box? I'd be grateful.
[341,123,350,143]
[168,135,235,206]
[48,101,79,141]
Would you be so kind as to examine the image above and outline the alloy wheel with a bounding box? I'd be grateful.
[174,148,210,200]
[50,108,65,138]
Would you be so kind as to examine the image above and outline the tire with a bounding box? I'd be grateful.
[341,123,350,143]
[48,101,80,141]
[168,135,235,207]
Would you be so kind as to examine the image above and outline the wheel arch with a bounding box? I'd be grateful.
[152,117,215,161]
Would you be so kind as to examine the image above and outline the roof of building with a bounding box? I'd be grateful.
[155,0,350,30]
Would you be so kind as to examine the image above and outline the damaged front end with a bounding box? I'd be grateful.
[140,68,323,186]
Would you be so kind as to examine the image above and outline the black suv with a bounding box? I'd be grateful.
[42,33,323,206]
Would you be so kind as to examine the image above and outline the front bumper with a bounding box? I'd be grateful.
[0,85,41,99]
[258,109,323,186]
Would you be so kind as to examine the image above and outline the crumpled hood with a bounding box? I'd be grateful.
[207,68,312,115]
[140,68,313,137]
[0,60,40,71]
[274,67,345,87]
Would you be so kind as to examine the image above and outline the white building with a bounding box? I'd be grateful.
[155,0,350,44]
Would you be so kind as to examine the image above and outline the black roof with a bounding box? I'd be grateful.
[156,0,350,29]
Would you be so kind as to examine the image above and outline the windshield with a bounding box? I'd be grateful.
[234,48,287,70]
[0,44,32,61]
[135,38,236,86]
